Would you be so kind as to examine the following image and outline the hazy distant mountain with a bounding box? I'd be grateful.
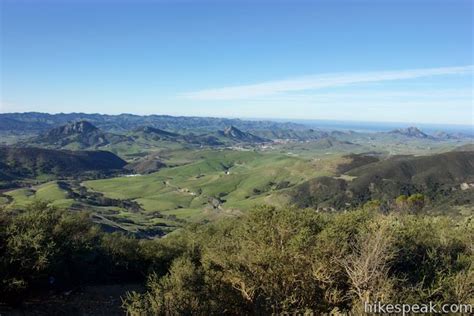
[32,121,129,149]
[132,126,224,146]
[311,137,358,149]
[47,120,99,137]
[432,130,473,140]
[388,127,431,138]
[387,126,472,141]
[252,128,328,141]
[453,143,474,152]
[133,126,180,139]
[218,126,268,143]
[0,112,306,134]
[2,113,471,145]
[330,130,355,137]
[0,117,51,132]
[29,121,271,152]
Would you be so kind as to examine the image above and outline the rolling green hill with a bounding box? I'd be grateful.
[1,149,336,236]
[290,151,474,212]
[0,146,126,183]
[82,150,332,221]
[3,181,74,209]
[4,148,472,235]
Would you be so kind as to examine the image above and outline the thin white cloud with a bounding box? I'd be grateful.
[246,89,474,103]
[181,65,473,100]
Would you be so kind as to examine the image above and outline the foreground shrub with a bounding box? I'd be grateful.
[0,201,99,302]
[1,201,471,312]
[124,206,474,315]
[0,201,186,304]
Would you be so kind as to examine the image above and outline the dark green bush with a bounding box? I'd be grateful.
[1,201,472,313]
[124,206,473,315]
[0,201,185,305]
[0,201,99,302]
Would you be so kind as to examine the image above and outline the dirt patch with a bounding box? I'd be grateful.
[0,283,144,316]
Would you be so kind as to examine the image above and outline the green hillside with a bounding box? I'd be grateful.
[83,150,334,221]
[0,146,126,183]
[4,181,74,209]
[290,151,474,212]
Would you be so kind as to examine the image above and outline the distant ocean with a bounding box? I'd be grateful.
[266,118,474,135]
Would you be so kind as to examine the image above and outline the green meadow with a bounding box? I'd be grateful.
[4,181,74,209]
[82,149,339,221]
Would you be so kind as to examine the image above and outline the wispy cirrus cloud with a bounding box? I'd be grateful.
[181,65,473,100]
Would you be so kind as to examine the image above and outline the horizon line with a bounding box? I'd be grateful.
[1,111,472,128]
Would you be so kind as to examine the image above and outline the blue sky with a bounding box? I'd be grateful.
[1,0,472,125]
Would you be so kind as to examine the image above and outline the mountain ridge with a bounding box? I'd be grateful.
[31,121,130,149]
[0,146,127,183]
[290,151,474,210]
[218,126,268,143]
[0,112,306,134]
[388,126,431,139]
